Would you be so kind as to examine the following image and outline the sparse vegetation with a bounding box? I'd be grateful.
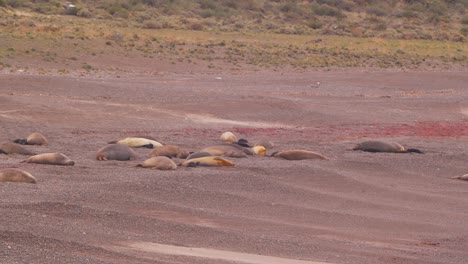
[0,0,466,74]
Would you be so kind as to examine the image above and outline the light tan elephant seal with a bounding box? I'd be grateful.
[136,156,177,170]
[21,153,75,166]
[0,168,37,183]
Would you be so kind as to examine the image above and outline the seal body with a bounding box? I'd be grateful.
[137,156,177,170]
[14,132,48,146]
[0,142,35,155]
[220,132,238,143]
[111,137,163,148]
[22,153,75,166]
[271,150,327,160]
[149,145,189,159]
[180,156,235,167]
[201,145,248,158]
[452,174,468,181]
[186,152,213,160]
[251,145,267,156]
[0,168,36,183]
[353,141,405,153]
[96,144,137,161]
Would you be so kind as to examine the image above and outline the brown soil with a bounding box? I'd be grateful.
[1,69,468,264]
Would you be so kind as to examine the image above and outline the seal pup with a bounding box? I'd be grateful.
[136,156,177,170]
[0,168,37,183]
[96,144,137,161]
[271,150,328,160]
[353,140,424,153]
[201,145,248,158]
[108,137,163,149]
[14,132,48,146]
[21,153,75,166]
[0,142,35,155]
[149,145,189,159]
[451,174,468,181]
[220,132,238,143]
[180,156,235,167]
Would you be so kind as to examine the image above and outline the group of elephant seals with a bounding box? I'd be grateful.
[180,156,235,167]
[109,137,163,149]
[96,144,137,161]
[0,168,36,184]
[0,142,35,155]
[271,150,328,160]
[150,145,189,159]
[21,153,75,166]
[353,140,424,154]
[14,132,48,146]
[136,156,177,170]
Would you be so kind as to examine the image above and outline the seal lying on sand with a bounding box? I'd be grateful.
[14,132,48,146]
[220,132,238,143]
[0,168,37,183]
[353,141,424,153]
[21,153,75,166]
[201,145,248,158]
[180,156,235,167]
[109,137,163,149]
[451,174,468,181]
[149,145,190,159]
[136,156,177,170]
[251,145,267,156]
[0,142,35,155]
[271,150,328,160]
[96,144,137,161]
[185,152,213,160]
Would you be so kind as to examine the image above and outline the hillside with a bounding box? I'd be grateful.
[0,0,467,74]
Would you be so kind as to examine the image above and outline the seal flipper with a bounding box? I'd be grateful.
[13,139,28,145]
[142,144,154,149]
[0,149,6,154]
[406,148,424,154]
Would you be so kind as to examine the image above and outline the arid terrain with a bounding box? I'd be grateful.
[1,69,468,264]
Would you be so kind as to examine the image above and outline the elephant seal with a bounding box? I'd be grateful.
[0,168,37,183]
[185,151,213,160]
[201,145,248,158]
[353,140,424,153]
[180,156,234,167]
[271,150,327,160]
[0,142,35,155]
[96,144,137,161]
[251,145,267,156]
[136,156,177,170]
[451,174,468,181]
[21,153,75,166]
[109,137,163,149]
[220,132,238,143]
[14,132,48,146]
[149,145,189,159]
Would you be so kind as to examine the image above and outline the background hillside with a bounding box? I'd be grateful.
[2,0,467,41]
[0,0,467,74]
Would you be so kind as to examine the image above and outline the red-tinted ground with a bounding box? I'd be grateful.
[1,70,468,264]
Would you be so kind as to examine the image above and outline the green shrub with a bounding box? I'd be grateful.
[461,27,468,36]
[461,16,468,25]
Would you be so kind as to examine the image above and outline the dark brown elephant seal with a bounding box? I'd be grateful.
[180,156,235,167]
[0,168,37,183]
[149,145,189,159]
[0,142,35,155]
[271,150,327,160]
[21,153,75,166]
[14,132,48,146]
[136,156,177,170]
[353,140,424,153]
[96,144,137,161]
